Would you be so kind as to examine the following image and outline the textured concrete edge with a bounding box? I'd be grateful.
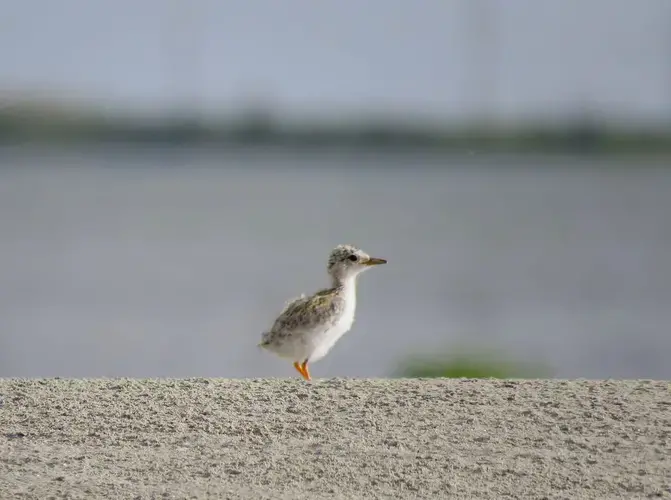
[0,377,669,382]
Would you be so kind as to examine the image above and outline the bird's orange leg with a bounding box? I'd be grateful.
[301,359,311,381]
[293,361,310,381]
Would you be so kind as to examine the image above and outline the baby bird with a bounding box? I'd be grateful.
[258,244,387,380]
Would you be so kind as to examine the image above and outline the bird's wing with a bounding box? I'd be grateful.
[277,293,306,316]
[270,288,344,335]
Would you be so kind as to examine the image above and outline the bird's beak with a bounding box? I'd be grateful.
[364,257,387,266]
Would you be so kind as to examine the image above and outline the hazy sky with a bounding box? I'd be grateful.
[1,0,670,125]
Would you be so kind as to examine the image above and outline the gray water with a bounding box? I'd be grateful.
[1,147,670,379]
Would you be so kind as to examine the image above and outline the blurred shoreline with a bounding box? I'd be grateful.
[2,96,670,156]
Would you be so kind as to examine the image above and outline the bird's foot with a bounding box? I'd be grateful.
[293,361,311,381]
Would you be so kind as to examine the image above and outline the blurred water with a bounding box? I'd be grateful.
[1,146,670,379]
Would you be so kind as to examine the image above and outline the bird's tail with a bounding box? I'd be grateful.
[257,332,272,348]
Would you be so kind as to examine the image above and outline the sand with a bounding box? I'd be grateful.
[0,378,669,499]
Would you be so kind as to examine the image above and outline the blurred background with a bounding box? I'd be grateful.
[1,1,670,379]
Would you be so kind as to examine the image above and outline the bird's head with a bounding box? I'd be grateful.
[327,244,387,283]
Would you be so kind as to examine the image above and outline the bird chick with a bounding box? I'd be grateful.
[258,244,387,380]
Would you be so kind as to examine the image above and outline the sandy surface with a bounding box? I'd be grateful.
[0,378,669,499]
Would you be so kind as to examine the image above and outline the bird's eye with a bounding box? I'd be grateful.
[348,254,359,262]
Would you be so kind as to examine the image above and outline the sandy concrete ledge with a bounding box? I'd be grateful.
[0,378,669,499]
